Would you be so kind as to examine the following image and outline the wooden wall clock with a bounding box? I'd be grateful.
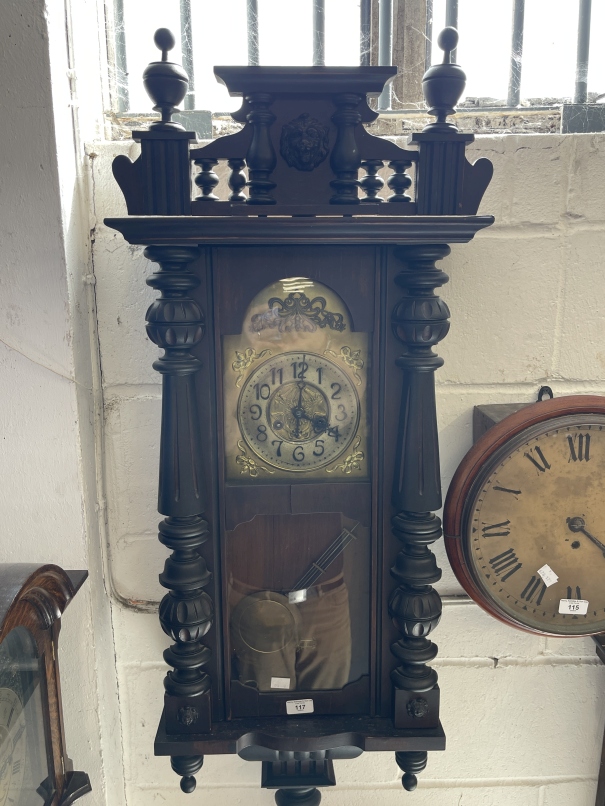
[0,564,91,806]
[106,26,495,803]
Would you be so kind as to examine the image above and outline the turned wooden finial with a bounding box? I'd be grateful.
[154,27,175,61]
[421,27,466,132]
[438,26,458,65]
[143,28,188,129]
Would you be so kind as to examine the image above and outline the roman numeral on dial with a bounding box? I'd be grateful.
[524,446,550,473]
[489,548,522,581]
[520,575,547,605]
[567,433,590,462]
[482,520,511,538]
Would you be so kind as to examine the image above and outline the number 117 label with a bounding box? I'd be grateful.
[286,698,314,715]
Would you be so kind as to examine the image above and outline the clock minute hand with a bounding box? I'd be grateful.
[567,516,605,554]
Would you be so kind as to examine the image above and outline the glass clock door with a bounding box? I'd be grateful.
[0,628,53,806]
[215,247,377,718]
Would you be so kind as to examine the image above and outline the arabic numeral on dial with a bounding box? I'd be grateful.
[292,361,308,380]
[271,367,283,385]
[327,426,340,441]
[257,425,268,442]
[330,383,341,399]
[316,367,323,384]
[293,446,305,462]
[335,404,347,422]
[313,439,325,457]
[567,585,582,600]
[254,383,271,400]
[250,404,262,421]
[271,440,283,456]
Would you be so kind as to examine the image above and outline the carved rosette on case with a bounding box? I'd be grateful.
[145,245,213,794]
[389,245,450,790]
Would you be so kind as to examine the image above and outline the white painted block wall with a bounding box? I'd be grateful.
[0,1,123,805]
[91,133,605,806]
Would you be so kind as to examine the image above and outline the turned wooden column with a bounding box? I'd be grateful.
[389,244,451,791]
[330,93,362,204]
[145,245,213,794]
[246,92,277,204]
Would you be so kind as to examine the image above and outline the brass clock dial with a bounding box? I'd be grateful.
[237,351,360,472]
[223,276,369,481]
[445,397,605,637]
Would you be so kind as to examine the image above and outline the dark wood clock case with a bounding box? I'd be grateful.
[106,26,494,802]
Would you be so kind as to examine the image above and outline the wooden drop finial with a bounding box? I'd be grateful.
[143,28,188,130]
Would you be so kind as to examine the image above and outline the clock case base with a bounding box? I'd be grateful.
[155,713,445,795]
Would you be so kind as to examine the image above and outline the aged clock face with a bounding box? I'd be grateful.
[237,351,360,472]
[462,413,605,636]
[0,688,26,806]
[0,627,54,806]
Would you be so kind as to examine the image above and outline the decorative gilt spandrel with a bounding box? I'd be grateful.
[223,277,369,481]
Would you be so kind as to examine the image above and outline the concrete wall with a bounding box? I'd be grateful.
[0,1,122,803]
[91,133,605,806]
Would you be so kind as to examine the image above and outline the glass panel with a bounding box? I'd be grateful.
[0,627,52,805]
[228,512,370,696]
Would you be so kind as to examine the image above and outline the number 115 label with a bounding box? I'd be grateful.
[558,598,589,615]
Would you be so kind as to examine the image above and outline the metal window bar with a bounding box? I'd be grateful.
[180,0,195,110]
[113,0,129,113]
[445,0,458,62]
[378,0,392,110]
[247,0,259,66]
[425,0,434,74]
[574,0,592,104]
[507,0,525,107]
[313,0,326,66]
[110,0,597,125]
[360,0,371,66]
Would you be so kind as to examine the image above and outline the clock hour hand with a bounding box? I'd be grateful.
[567,516,605,555]
[291,381,307,438]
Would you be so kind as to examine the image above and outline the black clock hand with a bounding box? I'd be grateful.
[291,382,307,438]
[567,516,605,555]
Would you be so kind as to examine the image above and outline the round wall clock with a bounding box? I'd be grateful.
[444,395,605,637]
